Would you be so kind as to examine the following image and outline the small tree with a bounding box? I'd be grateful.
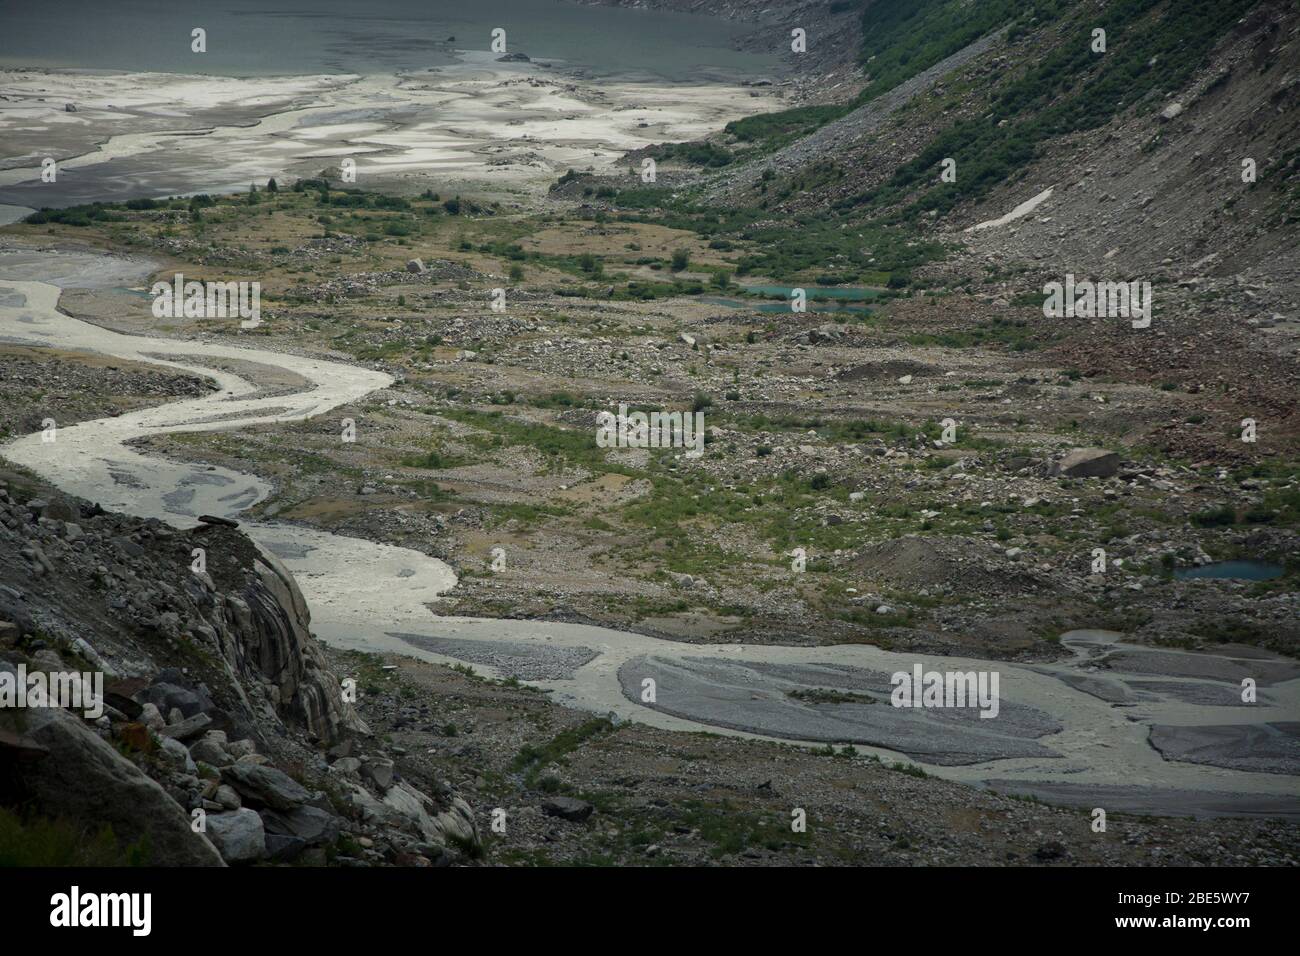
[671,248,690,272]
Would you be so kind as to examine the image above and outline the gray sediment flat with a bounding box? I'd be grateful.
[1102,648,1300,685]
[1148,722,1300,776]
[984,780,1300,819]
[1130,680,1268,706]
[391,632,597,682]
[617,655,1061,766]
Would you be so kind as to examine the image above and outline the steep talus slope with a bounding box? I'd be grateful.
[960,2,1300,290]
[702,27,1009,205]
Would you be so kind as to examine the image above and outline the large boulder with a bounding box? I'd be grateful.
[204,808,266,863]
[261,804,340,847]
[138,681,208,719]
[220,763,310,811]
[0,588,36,638]
[541,796,594,822]
[1051,447,1121,479]
[1,667,223,866]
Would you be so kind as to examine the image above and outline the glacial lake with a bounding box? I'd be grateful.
[1173,560,1285,581]
[0,0,778,81]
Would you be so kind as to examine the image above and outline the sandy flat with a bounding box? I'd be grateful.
[0,55,781,207]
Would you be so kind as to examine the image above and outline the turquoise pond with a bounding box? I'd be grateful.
[1173,561,1284,581]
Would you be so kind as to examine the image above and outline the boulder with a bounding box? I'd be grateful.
[159,737,197,773]
[541,796,594,822]
[362,757,396,792]
[197,514,239,528]
[42,497,77,522]
[189,736,232,767]
[3,670,222,866]
[220,763,310,811]
[0,592,35,638]
[205,809,266,864]
[331,756,362,775]
[138,682,207,719]
[1052,448,1120,479]
[138,702,165,730]
[227,738,257,759]
[261,805,340,847]
[159,712,213,742]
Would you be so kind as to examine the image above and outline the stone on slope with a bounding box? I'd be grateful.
[220,763,310,810]
[541,796,594,822]
[205,808,267,863]
[1052,447,1120,478]
[5,671,223,866]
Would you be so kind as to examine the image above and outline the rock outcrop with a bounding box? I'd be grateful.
[0,472,478,867]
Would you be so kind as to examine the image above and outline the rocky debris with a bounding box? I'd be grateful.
[854,535,1037,597]
[347,778,478,851]
[139,681,210,719]
[0,350,206,439]
[294,261,481,304]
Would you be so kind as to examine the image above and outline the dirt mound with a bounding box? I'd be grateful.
[853,536,1031,595]
[837,359,936,382]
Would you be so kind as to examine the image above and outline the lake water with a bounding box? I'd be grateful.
[0,0,777,81]
[1173,560,1285,581]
